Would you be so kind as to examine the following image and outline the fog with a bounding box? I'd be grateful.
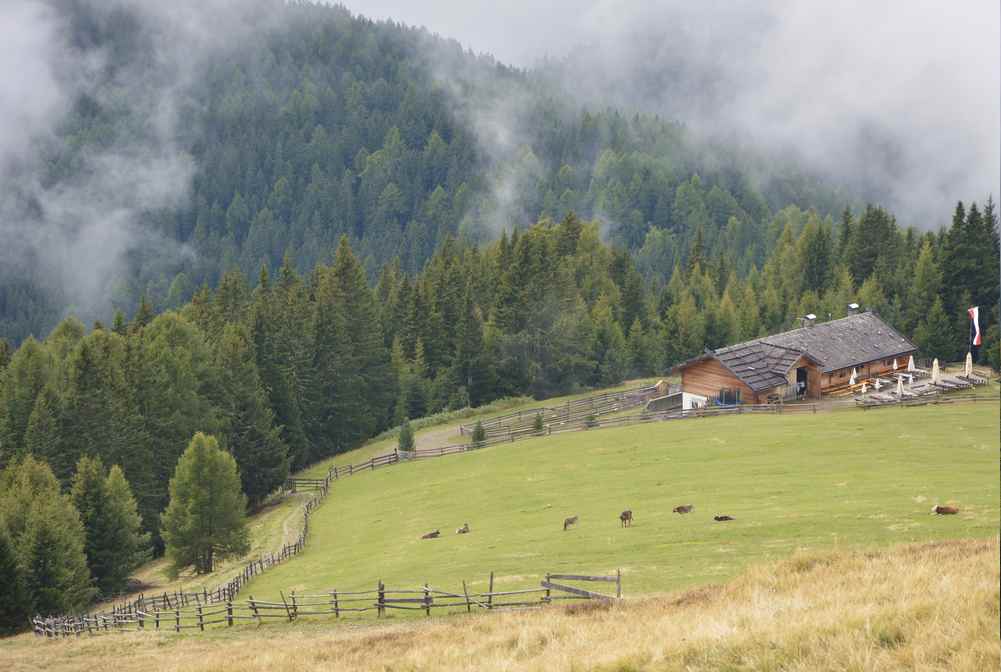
[344,0,1000,229]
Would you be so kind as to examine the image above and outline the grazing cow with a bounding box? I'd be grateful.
[563,515,579,531]
[421,529,440,539]
[714,515,734,521]
[932,505,959,515]
[456,523,470,534]
[619,510,633,527]
[673,504,694,514]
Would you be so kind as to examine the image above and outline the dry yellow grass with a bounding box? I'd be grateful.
[4,537,997,672]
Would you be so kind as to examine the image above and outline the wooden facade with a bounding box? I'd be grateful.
[680,357,762,404]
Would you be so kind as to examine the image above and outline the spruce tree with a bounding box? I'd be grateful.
[0,526,29,634]
[0,455,95,616]
[71,457,150,596]
[914,297,955,361]
[161,433,249,575]
[216,324,289,508]
[398,418,415,452]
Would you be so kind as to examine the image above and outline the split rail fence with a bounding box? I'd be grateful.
[33,571,622,638]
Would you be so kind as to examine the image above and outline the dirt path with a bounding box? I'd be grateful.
[414,422,464,451]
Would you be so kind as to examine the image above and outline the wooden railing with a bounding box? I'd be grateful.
[33,570,622,637]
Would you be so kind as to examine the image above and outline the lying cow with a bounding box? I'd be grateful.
[421,529,440,539]
[619,510,633,527]
[563,515,579,530]
[456,523,470,534]
[931,505,959,515]
[673,504,694,514]
[714,515,734,522]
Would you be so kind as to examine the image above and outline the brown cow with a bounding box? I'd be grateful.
[931,505,959,515]
[673,504,694,514]
[619,510,633,527]
[563,515,579,531]
[714,515,734,521]
[421,529,440,539]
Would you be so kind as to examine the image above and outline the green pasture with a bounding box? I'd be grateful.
[248,402,999,609]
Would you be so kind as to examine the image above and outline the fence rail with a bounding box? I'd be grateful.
[33,570,621,637]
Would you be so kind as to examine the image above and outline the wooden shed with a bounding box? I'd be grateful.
[674,312,917,405]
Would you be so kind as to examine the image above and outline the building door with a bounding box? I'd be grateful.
[796,367,808,399]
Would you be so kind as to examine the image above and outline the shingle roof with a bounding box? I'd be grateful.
[759,312,916,373]
[713,341,810,392]
[676,312,917,392]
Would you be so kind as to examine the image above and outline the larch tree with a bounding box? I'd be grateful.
[161,433,249,576]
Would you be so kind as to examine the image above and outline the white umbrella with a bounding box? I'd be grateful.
[931,358,941,385]
[849,368,857,386]
[861,382,868,394]
[875,378,882,390]
[964,352,973,378]
[907,355,916,372]
[892,358,898,371]
[896,376,904,397]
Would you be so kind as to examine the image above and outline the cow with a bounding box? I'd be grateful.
[619,510,633,527]
[421,529,440,539]
[714,515,734,521]
[456,523,470,534]
[563,515,579,530]
[673,504,694,514]
[931,505,959,515]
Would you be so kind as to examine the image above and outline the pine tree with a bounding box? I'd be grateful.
[0,338,55,469]
[217,323,289,508]
[914,297,955,361]
[0,455,95,616]
[71,457,150,596]
[0,526,29,634]
[398,418,414,452]
[161,433,249,575]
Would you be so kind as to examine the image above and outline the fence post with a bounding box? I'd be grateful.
[616,569,622,599]
[377,580,385,618]
[424,583,431,617]
[250,596,261,627]
[462,580,472,613]
[331,589,339,618]
[487,571,494,609]
[197,604,204,632]
[175,608,180,633]
[226,601,233,627]
[291,592,298,620]
[280,590,293,622]
[544,573,551,603]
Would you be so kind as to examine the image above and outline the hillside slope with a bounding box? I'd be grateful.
[246,403,998,598]
[4,537,996,672]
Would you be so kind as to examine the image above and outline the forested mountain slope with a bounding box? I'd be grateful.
[3,0,847,342]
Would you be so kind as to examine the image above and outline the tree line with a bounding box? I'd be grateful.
[0,197,996,632]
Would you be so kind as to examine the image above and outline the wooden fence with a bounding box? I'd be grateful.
[33,571,622,638]
[459,383,668,438]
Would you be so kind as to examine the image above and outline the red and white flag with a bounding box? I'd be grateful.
[968,306,981,347]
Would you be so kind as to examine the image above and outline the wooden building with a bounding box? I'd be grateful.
[674,312,917,405]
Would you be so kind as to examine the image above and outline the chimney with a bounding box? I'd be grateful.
[847,303,860,315]
[803,313,817,327]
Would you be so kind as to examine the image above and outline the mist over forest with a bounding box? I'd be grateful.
[0,0,996,342]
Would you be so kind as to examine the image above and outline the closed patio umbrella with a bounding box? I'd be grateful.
[907,355,916,372]
[964,351,973,378]
[849,368,857,386]
[931,358,941,385]
[896,376,904,397]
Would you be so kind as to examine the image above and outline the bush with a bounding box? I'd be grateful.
[533,413,545,434]
[398,419,415,452]
[585,413,599,428]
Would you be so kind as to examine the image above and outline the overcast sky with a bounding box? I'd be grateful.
[341,0,1000,227]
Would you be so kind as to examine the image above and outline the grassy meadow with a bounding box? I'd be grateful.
[245,402,999,603]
